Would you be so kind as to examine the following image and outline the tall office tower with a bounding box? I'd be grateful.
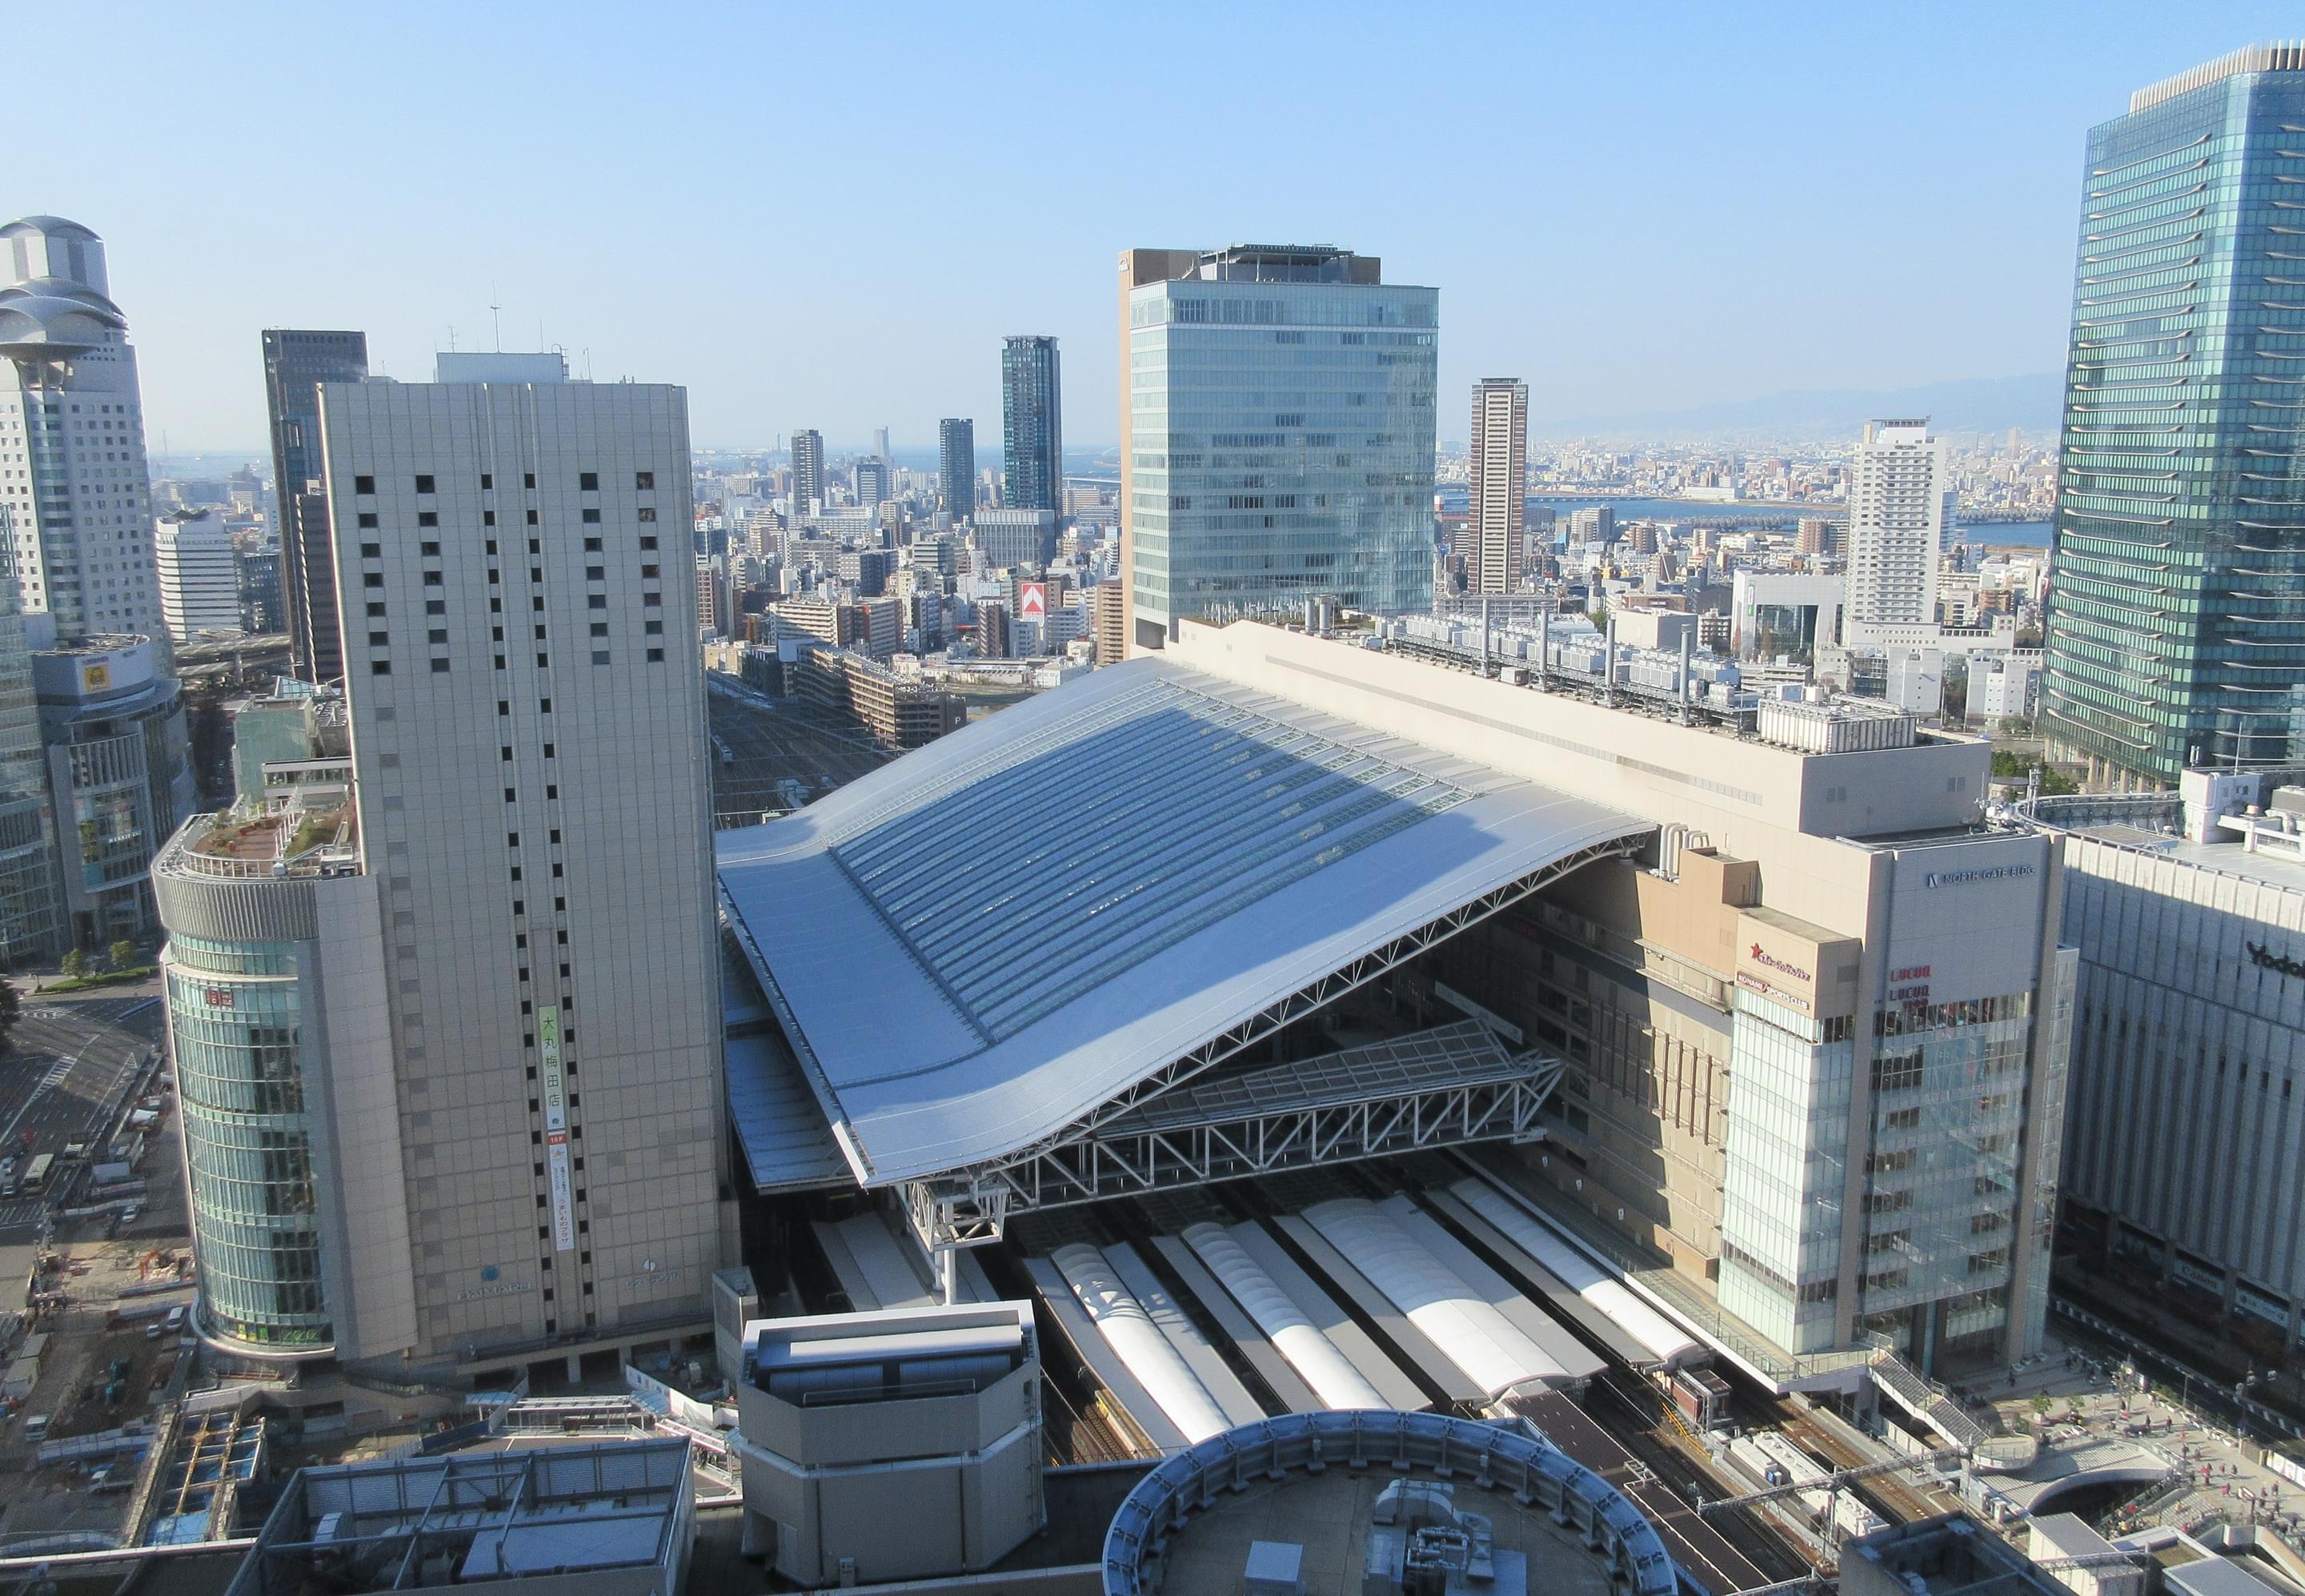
[0,510,58,963]
[154,508,242,640]
[790,429,825,519]
[0,216,163,640]
[1117,245,1437,650]
[1000,335,1063,515]
[972,508,1056,572]
[937,418,976,523]
[873,426,891,465]
[156,353,724,1373]
[1841,419,1949,633]
[853,455,890,510]
[1468,378,1528,594]
[2042,44,2305,788]
[262,329,369,681]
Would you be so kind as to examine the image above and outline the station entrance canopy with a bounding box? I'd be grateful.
[716,657,1651,1248]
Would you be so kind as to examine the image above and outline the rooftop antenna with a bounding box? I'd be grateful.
[447,326,458,352]
[490,284,503,351]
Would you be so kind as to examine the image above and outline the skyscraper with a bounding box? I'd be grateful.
[2042,43,2305,788]
[158,353,724,1370]
[0,509,58,964]
[873,425,892,465]
[1118,244,1437,650]
[262,329,370,682]
[790,428,824,519]
[0,215,163,640]
[937,418,975,523]
[1468,378,1527,594]
[1000,335,1062,515]
[155,508,242,640]
[854,455,890,510]
[1842,419,1950,636]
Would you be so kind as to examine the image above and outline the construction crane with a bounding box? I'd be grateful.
[1696,1444,1970,1514]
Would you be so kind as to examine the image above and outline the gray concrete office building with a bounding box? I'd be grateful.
[1118,244,1437,652]
[158,353,728,1377]
[788,427,824,520]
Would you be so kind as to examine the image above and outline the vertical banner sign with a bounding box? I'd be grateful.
[538,1005,566,1132]
[547,1134,575,1251]
[539,1005,574,1249]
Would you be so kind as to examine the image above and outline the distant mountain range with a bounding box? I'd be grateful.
[1529,373,2062,443]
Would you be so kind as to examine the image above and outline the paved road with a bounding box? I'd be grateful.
[0,991,166,1234]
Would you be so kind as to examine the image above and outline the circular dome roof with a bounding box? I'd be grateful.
[0,278,126,356]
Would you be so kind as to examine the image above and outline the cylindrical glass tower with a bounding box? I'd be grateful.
[165,929,331,1352]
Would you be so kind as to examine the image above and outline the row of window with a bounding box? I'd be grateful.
[354,471,655,495]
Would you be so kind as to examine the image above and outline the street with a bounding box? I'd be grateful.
[0,988,166,1235]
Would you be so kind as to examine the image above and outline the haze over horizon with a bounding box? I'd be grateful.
[19,2,2296,453]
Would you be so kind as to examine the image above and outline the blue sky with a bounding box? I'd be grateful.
[21,2,2298,454]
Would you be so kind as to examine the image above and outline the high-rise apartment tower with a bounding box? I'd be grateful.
[2042,43,2305,788]
[937,418,976,523]
[1842,419,1950,636]
[262,329,370,681]
[1000,336,1062,515]
[789,429,824,520]
[0,216,163,639]
[1117,244,1437,651]
[1468,379,1528,594]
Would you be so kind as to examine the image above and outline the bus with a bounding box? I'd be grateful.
[19,1153,53,1195]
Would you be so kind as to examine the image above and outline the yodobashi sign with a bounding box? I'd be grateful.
[1018,581,1047,622]
[1926,863,2037,889]
[2249,942,2305,980]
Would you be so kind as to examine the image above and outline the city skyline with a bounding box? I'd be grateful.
[15,4,2299,454]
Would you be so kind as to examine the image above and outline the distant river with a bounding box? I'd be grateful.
[1521,495,2054,549]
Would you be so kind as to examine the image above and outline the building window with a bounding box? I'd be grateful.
[480,473,493,490]
[417,511,439,528]
[579,472,599,491]
[357,512,378,529]
[581,508,600,523]
[371,660,391,675]
[360,543,381,558]
[643,593,661,607]
[639,535,657,549]
[635,471,653,490]
[415,475,435,494]
[483,511,495,526]
[363,574,383,588]
[526,510,539,525]
[647,648,663,662]
[431,659,451,673]
[637,507,656,522]
[587,595,606,610]
[591,651,610,665]
[355,475,375,494]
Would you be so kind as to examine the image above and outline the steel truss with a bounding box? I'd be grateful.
[896,834,1642,1249]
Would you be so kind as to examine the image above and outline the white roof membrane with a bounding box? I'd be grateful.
[716,657,1648,1185]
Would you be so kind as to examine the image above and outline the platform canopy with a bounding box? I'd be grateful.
[716,656,1650,1227]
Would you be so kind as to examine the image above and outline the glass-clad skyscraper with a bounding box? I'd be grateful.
[1119,244,1437,652]
[1000,336,1062,515]
[262,330,369,685]
[2041,44,2305,788]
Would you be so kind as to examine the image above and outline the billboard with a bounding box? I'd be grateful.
[547,1133,575,1250]
[1018,581,1047,622]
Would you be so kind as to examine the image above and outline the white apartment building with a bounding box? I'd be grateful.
[154,507,242,640]
[0,216,165,640]
[1469,378,1528,594]
[1843,419,1950,632]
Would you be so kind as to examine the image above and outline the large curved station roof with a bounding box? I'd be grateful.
[716,656,1648,1185]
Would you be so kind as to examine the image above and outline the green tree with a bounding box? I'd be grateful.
[59,948,87,980]
[0,977,19,1053]
[106,940,138,972]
